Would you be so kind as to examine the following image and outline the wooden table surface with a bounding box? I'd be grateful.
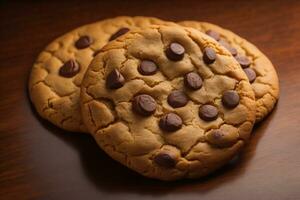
[1,0,300,199]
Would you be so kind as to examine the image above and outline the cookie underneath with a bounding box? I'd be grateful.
[28,16,172,132]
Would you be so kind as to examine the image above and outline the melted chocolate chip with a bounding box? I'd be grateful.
[208,129,226,145]
[132,94,156,116]
[138,60,158,75]
[243,67,256,83]
[184,72,203,90]
[167,90,188,108]
[159,113,182,132]
[207,129,237,147]
[109,28,130,41]
[75,35,93,49]
[222,90,240,108]
[206,30,221,41]
[235,55,251,68]
[106,69,125,89]
[203,47,216,64]
[154,152,176,168]
[59,60,80,78]
[210,129,225,140]
[219,39,238,56]
[165,42,185,61]
[199,104,218,121]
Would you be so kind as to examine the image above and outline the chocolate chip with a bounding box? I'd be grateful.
[184,72,203,90]
[203,47,216,64]
[59,60,80,78]
[75,35,93,49]
[219,39,238,56]
[154,152,176,168]
[166,42,185,61]
[206,30,220,41]
[159,113,182,132]
[199,104,218,121]
[243,67,256,83]
[207,129,237,147]
[167,90,188,108]
[222,90,240,108]
[210,129,225,140]
[106,69,125,89]
[235,55,251,68]
[138,60,158,75]
[132,94,156,116]
[109,28,130,41]
[207,129,226,145]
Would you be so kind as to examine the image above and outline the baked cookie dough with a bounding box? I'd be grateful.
[80,25,256,180]
[28,16,171,132]
[179,21,279,122]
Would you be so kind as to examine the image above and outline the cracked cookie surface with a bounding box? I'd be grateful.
[179,21,279,122]
[80,25,256,180]
[28,16,171,132]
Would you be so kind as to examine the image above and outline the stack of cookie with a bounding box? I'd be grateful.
[29,16,279,181]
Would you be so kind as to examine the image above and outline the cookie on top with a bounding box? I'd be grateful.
[80,24,256,180]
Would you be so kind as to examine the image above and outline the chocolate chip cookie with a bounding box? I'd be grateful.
[80,25,256,180]
[28,16,171,132]
[179,21,279,122]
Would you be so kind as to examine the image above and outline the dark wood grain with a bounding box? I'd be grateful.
[1,0,300,199]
